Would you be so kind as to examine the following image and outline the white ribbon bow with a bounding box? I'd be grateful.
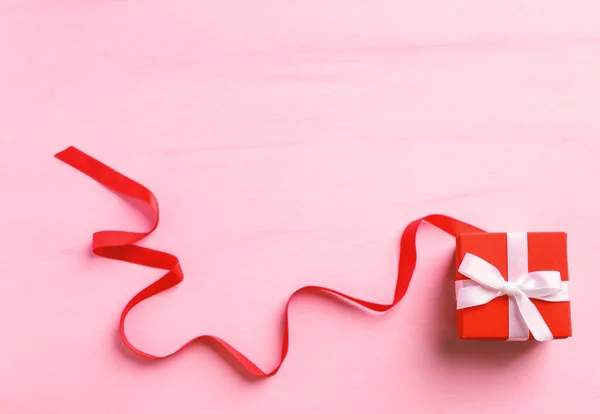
[457,253,569,341]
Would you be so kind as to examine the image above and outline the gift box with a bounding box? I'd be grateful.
[455,232,572,341]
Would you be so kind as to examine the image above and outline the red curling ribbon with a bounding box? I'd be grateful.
[55,146,484,378]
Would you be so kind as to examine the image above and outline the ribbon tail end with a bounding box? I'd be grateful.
[535,334,555,342]
[54,146,80,161]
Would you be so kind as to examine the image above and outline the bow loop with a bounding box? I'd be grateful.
[516,271,562,298]
[458,253,506,291]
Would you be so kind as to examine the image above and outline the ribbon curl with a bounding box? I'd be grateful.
[55,146,483,378]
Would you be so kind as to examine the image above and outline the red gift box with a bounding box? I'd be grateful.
[455,232,572,340]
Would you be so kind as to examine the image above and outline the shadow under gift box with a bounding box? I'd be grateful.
[455,232,572,340]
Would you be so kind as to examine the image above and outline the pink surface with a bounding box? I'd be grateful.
[1,1,600,413]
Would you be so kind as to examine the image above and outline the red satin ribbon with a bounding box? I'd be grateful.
[55,146,484,378]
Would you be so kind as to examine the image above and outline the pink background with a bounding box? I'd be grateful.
[1,1,600,413]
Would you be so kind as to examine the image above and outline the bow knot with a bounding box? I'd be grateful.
[456,253,568,342]
[500,281,520,297]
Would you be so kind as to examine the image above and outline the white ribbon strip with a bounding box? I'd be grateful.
[456,233,569,342]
